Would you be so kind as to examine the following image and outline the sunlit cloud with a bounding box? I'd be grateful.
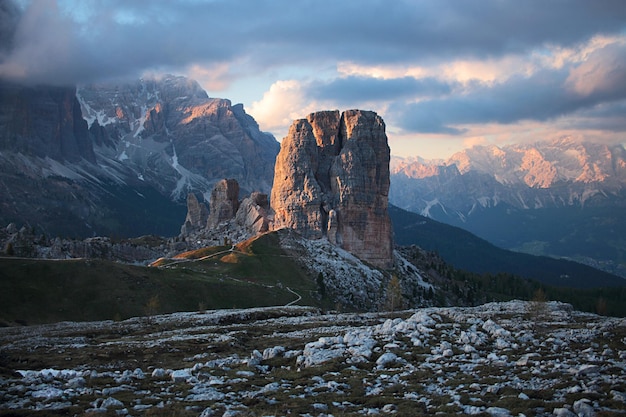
[184,62,235,92]
[565,42,626,98]
[247,80,327,139]
[1,0,625,158]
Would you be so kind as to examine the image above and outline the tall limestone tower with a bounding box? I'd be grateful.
[271,109,393,268]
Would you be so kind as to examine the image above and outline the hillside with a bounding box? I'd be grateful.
[389,205,626,289]
[389,139,626,277]
[0,232,321,326]
[3,226,626,327]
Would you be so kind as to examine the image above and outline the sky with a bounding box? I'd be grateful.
[1,0,625,159]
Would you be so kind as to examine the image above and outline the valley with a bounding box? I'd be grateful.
[1,2,626,416]
[390,140,626,278]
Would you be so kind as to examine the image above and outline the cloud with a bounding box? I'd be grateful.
[565,42,626,100]
[1,0,625,87]
[1,0,625,158]
[248,80,327,138]
[389,41,626,135]
[0,0,20,59]
[310,76,452,104]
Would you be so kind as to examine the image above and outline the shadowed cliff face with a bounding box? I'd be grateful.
[0,82,95,163]
[271,109,393,269]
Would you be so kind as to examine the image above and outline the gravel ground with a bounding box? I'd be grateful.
[0,301,625,417]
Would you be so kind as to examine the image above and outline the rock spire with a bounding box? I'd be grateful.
[271,110,393,268]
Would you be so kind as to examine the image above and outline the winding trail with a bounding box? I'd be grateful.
[153,246,304,307]
[284,287,302,306]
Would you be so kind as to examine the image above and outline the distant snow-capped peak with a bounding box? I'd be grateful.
[392,138,626,188]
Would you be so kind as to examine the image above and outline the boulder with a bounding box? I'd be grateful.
[235,192,271,234]
[181,193,209,236]
[207,179,240,228]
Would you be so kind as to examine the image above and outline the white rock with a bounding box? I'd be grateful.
[31,387,64,400]
[577,364,600,376]
[611,390,626,402]
[463,405,485,415]
[376,352,399,369]
[382,403,397,413]
[185,386,225,402]
[483,319,511,339]
[170,369,191,383]
[486,406,512,417]
[132,368,145,379]
[101,397,124,409]
[553,408,577,417]
[298,346,345,368]
[463,344,476,353]
[67,376,86,388]
[199,407,215,417]
[573,399,596,417]
[494,338,511,349]
[151,368,166,378]
[248,350,263,367]
[263,346,286,360]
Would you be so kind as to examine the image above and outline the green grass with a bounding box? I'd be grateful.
[0,232,323,325]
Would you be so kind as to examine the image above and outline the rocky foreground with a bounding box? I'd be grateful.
[0,301,625,417]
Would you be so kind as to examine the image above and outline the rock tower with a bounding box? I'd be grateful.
[271,110,393,268]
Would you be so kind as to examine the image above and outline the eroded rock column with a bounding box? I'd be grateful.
[271,109,393,268]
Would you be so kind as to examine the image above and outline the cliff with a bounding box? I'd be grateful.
[271,110,393,269]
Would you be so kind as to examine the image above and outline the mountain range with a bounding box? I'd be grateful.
[390,139,626,277]
[0,75,278,237]
[1,75,625,292]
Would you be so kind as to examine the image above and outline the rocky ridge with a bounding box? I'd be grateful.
[77,75,279,200]
[389,138,626,277]
[0,223,176,263]
[390,138,626,214]
[271,110,393,269]
[0,301,624,416]
[0,75,279,238]
[179,178,271,245]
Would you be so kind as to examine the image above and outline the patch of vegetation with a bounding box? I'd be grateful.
[403,245,626,317]
[390,205,626,288]
[0,233,322,325]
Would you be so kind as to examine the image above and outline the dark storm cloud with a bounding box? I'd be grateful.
[389,43,626,134]
[566,101,626,133]
[309,76,453,104]
[1,0,625,86]
[0,0,20,59]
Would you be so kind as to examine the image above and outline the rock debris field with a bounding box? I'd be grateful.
[0,301,625,417]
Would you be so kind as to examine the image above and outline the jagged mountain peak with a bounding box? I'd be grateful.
[0,75,279,238]
[77,74,279,201]
[398,138,626,188]
[389,137,626,278]
[141,74,209,100]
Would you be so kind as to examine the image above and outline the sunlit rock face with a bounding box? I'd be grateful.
[235,192,271,234]
[271,109,393,269]
[77,75,279,199]
[207,179,240,228]
[181,193,209,235]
